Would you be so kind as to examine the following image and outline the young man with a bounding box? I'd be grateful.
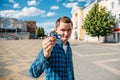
[30,16,75,80]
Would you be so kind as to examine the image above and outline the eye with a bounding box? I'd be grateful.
[67,29,71,32]
[61,29,65,32]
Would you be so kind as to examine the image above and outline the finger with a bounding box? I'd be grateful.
[43,41,50,49]
[43,42,56,48]
[45,44,53,52]
[43,37,56,45]
[49,37,57,42]
[43,37,56,46]
[42,38,50,47]
[43,41,56,50]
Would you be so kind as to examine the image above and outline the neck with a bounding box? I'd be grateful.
[62,41,67,45]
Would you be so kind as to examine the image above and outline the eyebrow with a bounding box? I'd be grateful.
[60,28,72,31]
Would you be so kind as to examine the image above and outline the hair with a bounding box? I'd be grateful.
[55,16,73,28]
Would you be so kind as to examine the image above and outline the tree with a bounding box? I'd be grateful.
[36,27,45,39]
[83,3,115,44]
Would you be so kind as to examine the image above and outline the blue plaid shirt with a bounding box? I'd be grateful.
[30,39,75,80]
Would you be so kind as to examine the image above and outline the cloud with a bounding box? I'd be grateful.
[27,0,39,6]
[78,0,86,1]
[0,7,45,18]
[9,0,15,3]
[84,0,92,7]
[37,22,55,27]
[63,2,78,8]
[50,6,59,10]
[47,12,55,17]
[0,10,19,18]
[56,0,62,2]
[37,22,55,33]
[13,3,20,8]
[22,7,45,16]
[69,0,75,2]
[9,0,20,8]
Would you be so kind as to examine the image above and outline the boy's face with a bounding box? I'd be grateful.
[55,22,72,44]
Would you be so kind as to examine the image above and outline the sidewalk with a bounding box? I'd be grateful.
[0,40,45,80]
[69,39,120,46]
[71,39,120,80]
[0,39,120,80]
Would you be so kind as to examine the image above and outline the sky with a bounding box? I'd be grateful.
[0,0,94,33]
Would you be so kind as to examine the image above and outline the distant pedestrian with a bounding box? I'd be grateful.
[29,16,75,80]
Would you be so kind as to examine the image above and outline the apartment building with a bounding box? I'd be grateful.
[105,0,120,42]
[71,0,120,42]
[0,18,36,40]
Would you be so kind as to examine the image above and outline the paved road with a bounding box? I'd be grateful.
[0,40,120,80]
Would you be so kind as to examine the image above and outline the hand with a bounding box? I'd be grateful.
[42,36,57,59]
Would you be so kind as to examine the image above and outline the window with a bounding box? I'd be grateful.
[113,33,115,39]
[117,33,120,42]
[118,0,120,5]
[97,0,102,2]
[118,13,120,23]
[4,20,11,28]
[111,2,114,9]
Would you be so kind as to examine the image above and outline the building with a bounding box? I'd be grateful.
[71,0,120,43]
[0,18,36,40]
[25,21,36,39]
[71,6,83,40]
[105,0,120,42]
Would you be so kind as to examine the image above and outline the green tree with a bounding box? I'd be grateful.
[83,3,115,43]
[36,27,45,39]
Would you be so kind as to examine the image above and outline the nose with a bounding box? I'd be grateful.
[64,31,68,36]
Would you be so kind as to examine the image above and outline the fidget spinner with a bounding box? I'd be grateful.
[49,31,62,39]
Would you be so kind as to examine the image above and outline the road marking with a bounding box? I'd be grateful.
[73,51,120,57]
[73,51,83,56]
[94,58,120,76]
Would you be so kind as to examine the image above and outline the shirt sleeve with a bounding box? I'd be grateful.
[29,49,49,78]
